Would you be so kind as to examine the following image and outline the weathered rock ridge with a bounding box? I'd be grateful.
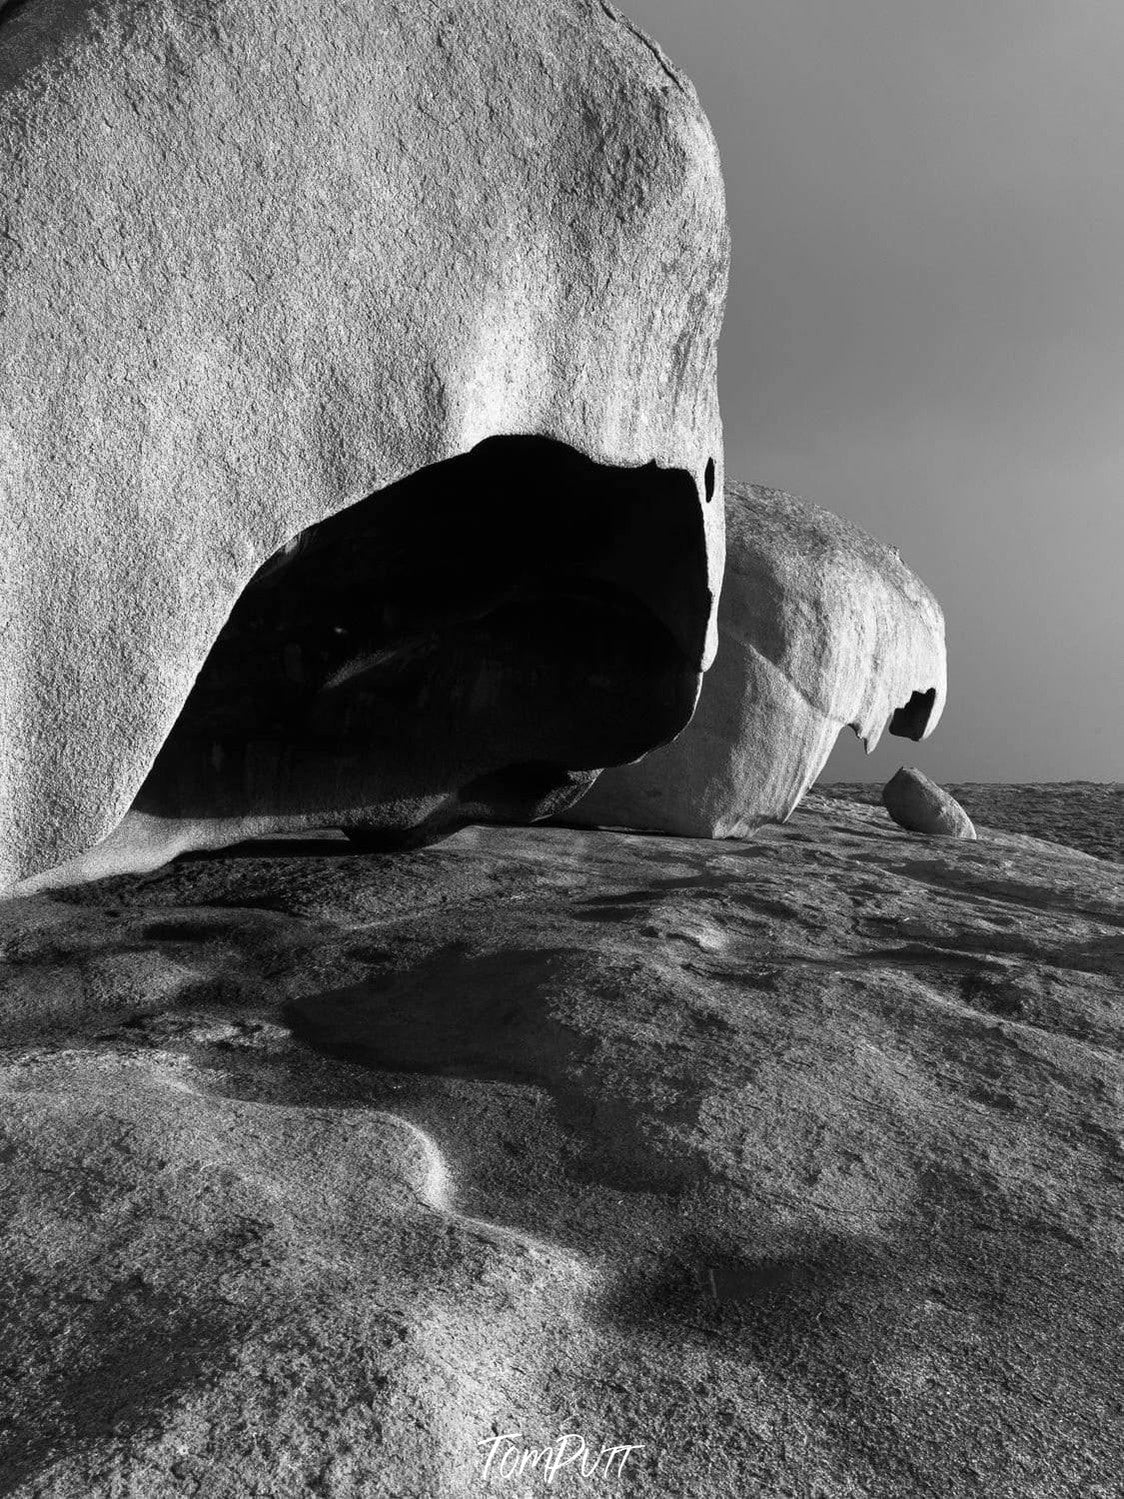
[568,483,947,836]
[0,0,727,890]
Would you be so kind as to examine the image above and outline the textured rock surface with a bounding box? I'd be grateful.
[1,797,1121,1496]
[566,483,947,837]
[883,767,977,839]
[0,0,727,889]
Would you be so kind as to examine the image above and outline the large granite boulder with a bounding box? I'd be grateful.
[567,483,947,837]
[0,0,727,892]
[883,767,977,839]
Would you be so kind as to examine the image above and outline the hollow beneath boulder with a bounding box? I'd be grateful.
[123,436,709,855]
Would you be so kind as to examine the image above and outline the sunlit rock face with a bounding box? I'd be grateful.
[567,483,947,838]
[0,0,727,892]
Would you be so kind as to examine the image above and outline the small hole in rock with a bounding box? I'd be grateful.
[889,687,937,741]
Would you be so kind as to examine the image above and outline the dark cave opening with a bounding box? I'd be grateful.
[889,687,937,741]
[132,436,711,846]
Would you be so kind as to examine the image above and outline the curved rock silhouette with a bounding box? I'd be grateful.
[567,482,947,836]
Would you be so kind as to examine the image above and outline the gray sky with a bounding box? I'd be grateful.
[627,0,1123,782]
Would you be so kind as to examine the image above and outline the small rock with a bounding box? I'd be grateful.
[882,767,976,838]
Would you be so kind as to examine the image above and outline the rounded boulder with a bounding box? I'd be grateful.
[882,767,977,839]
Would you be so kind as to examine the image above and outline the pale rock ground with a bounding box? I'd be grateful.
[1,794,1121,1497]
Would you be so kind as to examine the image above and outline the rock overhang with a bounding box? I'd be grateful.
[0,0,729,889]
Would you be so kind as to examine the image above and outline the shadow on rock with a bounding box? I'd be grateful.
[600,1223,898,1351]
[284,942,709,1195]
[0,1272,239,1492]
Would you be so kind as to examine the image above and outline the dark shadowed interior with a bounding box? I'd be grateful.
[889,686,937,741]
[132,436,711,848]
